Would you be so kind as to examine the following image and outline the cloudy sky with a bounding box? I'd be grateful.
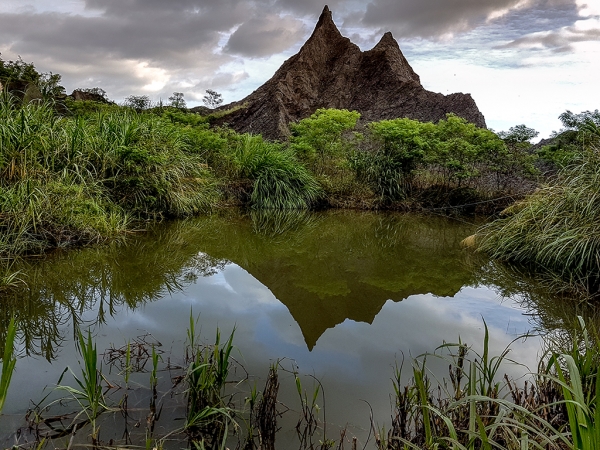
[1,0,599,138]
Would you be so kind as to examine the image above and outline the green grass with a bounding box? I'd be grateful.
[0,94,220,257]
[185,314,237,448]
[231,134,322,209]
[50,329,107,443]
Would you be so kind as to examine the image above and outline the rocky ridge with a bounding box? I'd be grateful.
[218,6,486,139]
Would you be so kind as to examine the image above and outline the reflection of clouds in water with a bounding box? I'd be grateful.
[300,288,540,382]
[204,270,237,294]
[222,266,283,307]
[150,262,541,391]
[5,261,543,434]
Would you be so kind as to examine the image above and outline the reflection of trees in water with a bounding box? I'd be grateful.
[0,224,229,360]
[3,209,574,360]
[1,210,482,357]
[250,209,317,237]
[474,259,599,348]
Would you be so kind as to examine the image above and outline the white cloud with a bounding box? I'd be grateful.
[577,0,600,15]
[413,49,600,137]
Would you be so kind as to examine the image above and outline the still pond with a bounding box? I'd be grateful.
[0,209,581,448]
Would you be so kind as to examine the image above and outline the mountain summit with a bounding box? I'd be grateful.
[219,6,486,139]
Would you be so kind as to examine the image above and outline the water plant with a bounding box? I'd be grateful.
[185,315,238,448]
[0,316,17,413]
[377,321,573,450]
[73,330,105,439]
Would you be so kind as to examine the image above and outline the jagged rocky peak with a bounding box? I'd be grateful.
[294,5,358,64]
[365,31,421,84]
[218,6,486,139]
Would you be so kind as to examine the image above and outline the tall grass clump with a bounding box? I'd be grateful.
[474,149,600,294]
[185,315,237,448]
[543,317,600,450]
[232,135,321,209]
[88,110,219,217]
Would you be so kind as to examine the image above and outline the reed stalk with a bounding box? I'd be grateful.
[0,316,17,413]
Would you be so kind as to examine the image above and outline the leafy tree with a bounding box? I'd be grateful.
[169,92,186,109]
[497,124,539,144]
[76,87,108,101]
[0,55,40,83]
[202,89,222,109]
[124,95,151,111]
[491,124,539,189]
[38,72,65,98]
[352,118,436,201]
[290,108,360,173]
[427,114,505,187]
[540,110,600,168]
[558,109,600,130]
[368,118,436,174]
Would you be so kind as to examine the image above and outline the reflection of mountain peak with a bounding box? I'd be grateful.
[191,211,476,350]
[266,278,459,350]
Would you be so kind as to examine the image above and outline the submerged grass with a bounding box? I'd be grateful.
[14,316,600,450]
[0,316,17,413]
[184,314,238,449]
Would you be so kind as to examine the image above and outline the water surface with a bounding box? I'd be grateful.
[0,209,581,447]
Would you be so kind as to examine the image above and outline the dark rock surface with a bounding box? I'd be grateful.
[218,6,486,139]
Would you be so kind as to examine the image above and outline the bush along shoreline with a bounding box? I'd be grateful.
[0,92,541,259]
[470,116,600,298]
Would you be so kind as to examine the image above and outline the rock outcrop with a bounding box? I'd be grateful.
[218,6,486,140]
[70,89,110,103]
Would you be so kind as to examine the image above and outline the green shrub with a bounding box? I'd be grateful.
[427,114,506,187]
[351,118,436,201]
[290,108,360,173]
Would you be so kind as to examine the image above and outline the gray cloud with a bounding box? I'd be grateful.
[360,0,578,40]
[497,19,600,53]
[224,14,307,57]
[362,0,523,38]
[0,1,254,101]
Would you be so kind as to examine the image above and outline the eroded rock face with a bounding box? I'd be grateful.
[219,6,486,140]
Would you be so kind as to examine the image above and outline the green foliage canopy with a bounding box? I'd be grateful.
[290,108,360,171]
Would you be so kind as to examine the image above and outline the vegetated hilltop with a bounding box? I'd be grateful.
[217,6,486,139]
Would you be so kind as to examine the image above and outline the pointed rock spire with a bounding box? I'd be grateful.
[295,3,356,66]
[215,7,486,139]
[316,5,333,27]
[307,4,344,41]
[367,31,420,84]
[372,31,398,51]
